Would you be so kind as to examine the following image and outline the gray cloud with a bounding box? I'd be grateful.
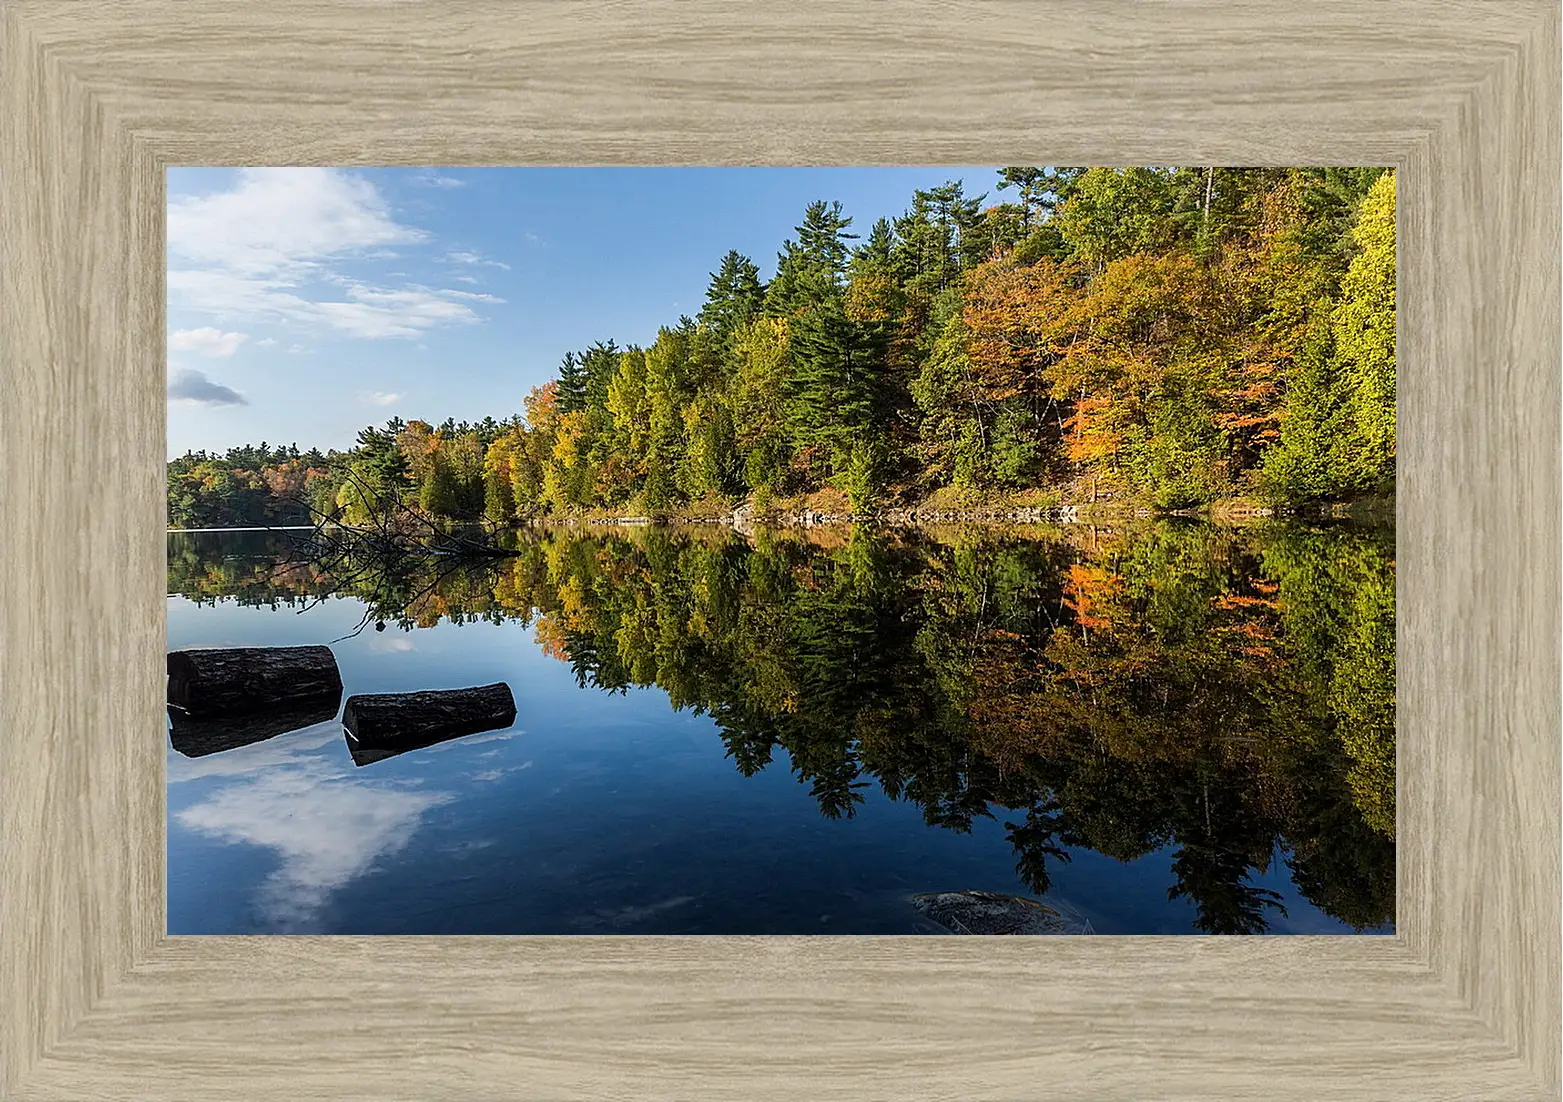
[167,368,247,406]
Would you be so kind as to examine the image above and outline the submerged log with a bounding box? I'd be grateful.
[167,645,343,717]
[168,692,341,758]
[342,682,516,766]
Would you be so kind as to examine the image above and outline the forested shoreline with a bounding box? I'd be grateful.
[168,167,1395,530]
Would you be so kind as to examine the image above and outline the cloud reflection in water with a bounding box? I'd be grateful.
[171,723,455,931]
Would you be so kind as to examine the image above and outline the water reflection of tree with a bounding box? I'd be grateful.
[168,520,1396,932]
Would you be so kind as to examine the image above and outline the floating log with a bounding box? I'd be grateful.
[911,891,1093,935]
[167,645,343,718]
[168,692,341,758]
[342,682,516,766]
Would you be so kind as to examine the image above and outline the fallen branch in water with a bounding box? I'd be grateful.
[283,468,518,563]
[237,471,522,640]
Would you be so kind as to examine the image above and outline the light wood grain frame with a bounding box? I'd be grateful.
[1,2,1557,1098]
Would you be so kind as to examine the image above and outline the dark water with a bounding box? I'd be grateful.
[166,520,1395,935]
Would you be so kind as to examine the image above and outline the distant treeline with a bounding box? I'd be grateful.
[168,167,1395,528]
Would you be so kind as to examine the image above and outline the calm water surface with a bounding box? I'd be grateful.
[167,521,1395,935]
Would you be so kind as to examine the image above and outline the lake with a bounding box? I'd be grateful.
[166,519,1395,935]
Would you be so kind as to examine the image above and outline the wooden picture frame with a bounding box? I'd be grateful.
[2,2,1558,1097]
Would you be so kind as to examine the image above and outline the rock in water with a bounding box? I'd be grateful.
[342,682,517,766]
[167,645,343,718]
[911,891,1093,935]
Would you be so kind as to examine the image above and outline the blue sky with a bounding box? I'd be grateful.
[166,166,1011,458]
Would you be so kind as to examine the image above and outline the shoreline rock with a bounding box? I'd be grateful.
[911,890,1094,935]
[527,495,1392,533]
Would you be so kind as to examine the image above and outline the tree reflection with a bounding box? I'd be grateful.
[169,518,1396,931]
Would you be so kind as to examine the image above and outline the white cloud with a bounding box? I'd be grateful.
[442,249,510,271]
[450,275,480,284]
[168,168,425,277]
[359,391,403,407]
[167,168,496,342]
[440,289,505,303]
[167,268,318,327]
[167,368,246,407]
[411,171,466,189]
[256,337,278,347]
[317,285,480,339]
[170,327,248,357]
[167,269,486,342]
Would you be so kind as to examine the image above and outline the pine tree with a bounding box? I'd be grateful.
[854,218,897,271]
[698,250,765,353]
[1261,323,1345,500]
[997,166,1085,228]
[353,418,411,492]
[795,199,857,288]
[763,240,808,317]
[893,181,984,298]
[579,340,620,411]
[1293,167,1390,274]
[787,296,886,459]
[555,351,589,413]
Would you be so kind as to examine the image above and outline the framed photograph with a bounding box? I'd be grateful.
[163,162,1401,944]
[3,3,1557,1099]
